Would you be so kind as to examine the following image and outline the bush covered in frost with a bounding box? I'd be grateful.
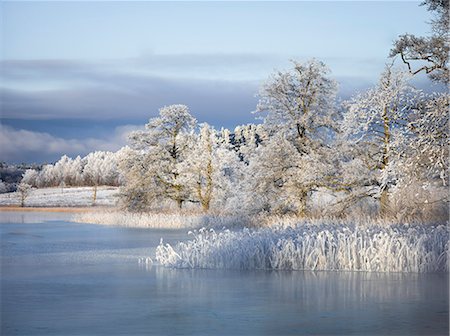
[156,223,449,272]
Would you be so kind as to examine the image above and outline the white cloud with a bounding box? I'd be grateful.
[0,124,143,163]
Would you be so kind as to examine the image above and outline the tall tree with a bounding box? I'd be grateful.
[342,66,418,214]
[184,123,243,212]
[83,151,119,204]
[127,104,197,209]
[253,59,339,215]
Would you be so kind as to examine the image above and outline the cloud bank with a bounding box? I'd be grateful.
[0,125,142,163]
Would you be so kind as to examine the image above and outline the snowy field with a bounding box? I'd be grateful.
[0,186,119,207]
[156,222,449,273]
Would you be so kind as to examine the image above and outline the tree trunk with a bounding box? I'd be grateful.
[176,198,183,209]
[196,140,213,213]
[380,105,391,215]
[297,190,308,217]
[92,184,97,206]
[203,158,213,213]
[201,199,210,212]
[380,188,389,215]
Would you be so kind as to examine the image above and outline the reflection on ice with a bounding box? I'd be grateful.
[153,267,448,335]
[0,211,74,224]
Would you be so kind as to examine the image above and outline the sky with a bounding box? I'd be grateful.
[0,0,438,163]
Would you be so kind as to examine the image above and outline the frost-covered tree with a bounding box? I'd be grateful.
[83,151,119,204]
[256,59,338,142]
[54,155,72,189]
[391,0,449,83]
[20,153,118,189]
[231,124,266,162]
[405,93,449,186]
[117,147,155,211]
[66,155,84,186]
[37,164,57,187]
[342,66,418,214]
[252,59,339,215]
[17,182,32,207]
[21,169,39,187]
[0,179,8,193]
[126,104,197,209]
[183,123,243,212]
[187,124,215,211]
[385,92,449,220]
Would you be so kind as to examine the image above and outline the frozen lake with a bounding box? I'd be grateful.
[1,212,448,335]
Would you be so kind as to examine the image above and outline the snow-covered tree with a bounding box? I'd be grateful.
[125,104,197,209]
[37,164,58,187]
[252,59,339,215]
[404,92,449,186]
[21,169,39,187]
[0,179,8,193]
[342,66,418,214]
[183,123,243,212]
[256,59,338,141]
[83,151,119,204]
[230,124,267,163]
[117,147,155,211]
[385,92,449,220]
[391,0,449,83]
[17,182,32,207]
[19,153,119,189]
[54,155,72,189]
[66,155,84,186]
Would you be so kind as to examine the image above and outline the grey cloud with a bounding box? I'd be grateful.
[1,56,439,126]
[0,124,143,164]
[1,75,260,128]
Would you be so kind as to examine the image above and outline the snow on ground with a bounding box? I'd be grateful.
[0,186,119,207]
[73,211,246,229]
[156,222,449,272]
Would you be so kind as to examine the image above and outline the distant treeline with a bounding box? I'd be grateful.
[0,151,122,192]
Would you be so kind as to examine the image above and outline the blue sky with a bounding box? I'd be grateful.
[0,1,436,163]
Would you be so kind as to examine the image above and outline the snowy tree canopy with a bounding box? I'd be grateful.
[248,59,341,215]
[125,105,197,209]
[256,59,339,149]
[19,152,120,189]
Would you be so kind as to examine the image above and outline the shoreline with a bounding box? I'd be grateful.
[0,206,114,213]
